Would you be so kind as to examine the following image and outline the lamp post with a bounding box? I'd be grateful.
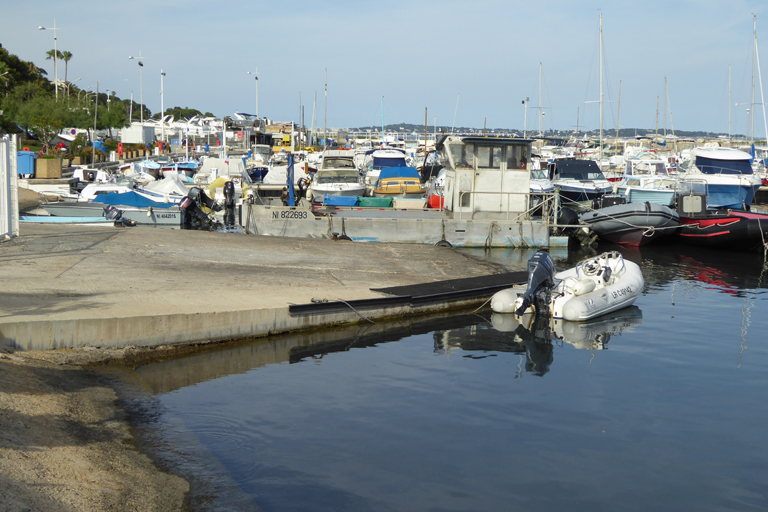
[77,86,91,104]
[92,82,99,165]
[247,69,259,118]
[64,77,81,98]
[522,97,529,139]
[128,52,144,125]
[160,69,166,145]
[106,89,111,111]
[38,20,60,100]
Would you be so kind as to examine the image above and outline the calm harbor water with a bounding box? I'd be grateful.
[122,241,768,512]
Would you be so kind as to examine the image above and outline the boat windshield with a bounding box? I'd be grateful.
[322,157,356,169]
[372,156,407,170]
[630,161,668,176]
[695,156,753,175]
[316,171,359,184]
[555,160,606,180]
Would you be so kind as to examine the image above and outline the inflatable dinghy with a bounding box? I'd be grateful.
[490,251,644,322]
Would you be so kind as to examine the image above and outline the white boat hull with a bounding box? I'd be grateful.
[491,251,644,321]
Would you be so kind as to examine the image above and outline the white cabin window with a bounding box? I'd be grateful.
[477,146,502,169]
[450,143,474,169]
[505,146,529,170]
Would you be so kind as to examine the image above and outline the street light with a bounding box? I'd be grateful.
[78,86,92,104]
[522,97,529,139]
[128,52,144,124]
[106,89,111,111]
[63,77,81,98]
[38,19,60,100]
[247,69,259,118]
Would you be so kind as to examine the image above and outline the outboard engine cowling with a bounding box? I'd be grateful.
[514,251,556,316]
[223,181,236,227]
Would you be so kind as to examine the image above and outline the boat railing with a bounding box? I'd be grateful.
[456,190,555,222]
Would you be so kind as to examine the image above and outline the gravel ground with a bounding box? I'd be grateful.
[0,348,190,512]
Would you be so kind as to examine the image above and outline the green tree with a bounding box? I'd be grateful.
[8,87,71,152]
[60,50,72,84]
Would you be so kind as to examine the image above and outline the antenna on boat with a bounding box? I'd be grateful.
[451,93,459,134]
[324,69,327,150]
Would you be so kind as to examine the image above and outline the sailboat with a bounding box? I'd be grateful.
[675,15,764,211]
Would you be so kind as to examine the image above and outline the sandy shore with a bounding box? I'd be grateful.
[0,347,189,512]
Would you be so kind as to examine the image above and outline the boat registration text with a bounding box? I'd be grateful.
[272,211,309,220]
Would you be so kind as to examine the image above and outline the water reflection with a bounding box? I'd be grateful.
[129,305,644,395]
[433,307,643,376]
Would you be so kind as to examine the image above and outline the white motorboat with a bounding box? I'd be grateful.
[491,251,643,321]
[307,150,366,203]
[675,147,762,210]
[546,159,613,211]
[617,152,678,206]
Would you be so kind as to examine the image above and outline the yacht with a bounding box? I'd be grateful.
[546,159,612,211]
[307,150,366,203]
[675,147,762,210]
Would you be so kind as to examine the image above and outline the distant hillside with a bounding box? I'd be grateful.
[349,123,736,139]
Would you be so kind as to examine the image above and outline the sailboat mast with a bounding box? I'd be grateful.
[599,13,603,164]
[729,65,732,142]
[324,68,327,149]
[667,79,676,138]
[664,77,667,136]
[754,14,768,144]
[616,80,622,142]
[538,62,543,136]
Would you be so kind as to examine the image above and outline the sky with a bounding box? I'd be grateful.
[3,0,768,135]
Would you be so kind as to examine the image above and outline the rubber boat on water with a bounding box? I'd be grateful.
[491,251,644,321]
[579,200,680,246]
[677,209,768,252]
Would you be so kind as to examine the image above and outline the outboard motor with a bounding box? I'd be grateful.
[223,180,236,227]
[556,207,580,237]
[102,205,136,227]
[514,251,557,316]
[180,187,221,229]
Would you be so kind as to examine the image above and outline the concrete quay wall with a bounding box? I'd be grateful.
[0,224,512,352]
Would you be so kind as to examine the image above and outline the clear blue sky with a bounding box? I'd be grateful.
[4,0,768,135]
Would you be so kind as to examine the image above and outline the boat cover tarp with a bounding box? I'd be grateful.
[323,194,359,206]
[92,191,175,208]
[142,174,191,197]
[378,166,420,181]
[358,196,393,207]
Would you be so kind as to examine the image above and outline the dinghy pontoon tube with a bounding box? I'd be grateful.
[491,251,644,322]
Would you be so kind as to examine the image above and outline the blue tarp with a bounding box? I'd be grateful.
[323,195,359,206]
[92,191,176,208]
[378,166,420,181]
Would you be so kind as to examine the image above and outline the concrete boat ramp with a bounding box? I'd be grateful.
[0,224,527,352]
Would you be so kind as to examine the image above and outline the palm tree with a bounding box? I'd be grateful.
[45,49,62,90]
[61,51,72,84]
